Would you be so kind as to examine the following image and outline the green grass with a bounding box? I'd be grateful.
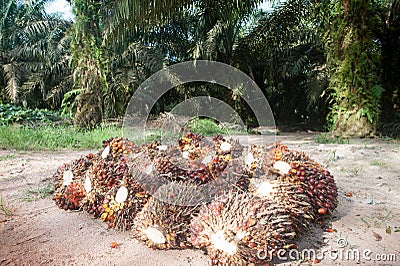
[187,118,245,136]
[0,154,15,161]
[361,211,394,228]
[0,118,248,151]
[350,167,362,176]
[0,195,13,217]
[20,183,54,202]
[187,118,228,136]
[0,125,122,150]
[369,160,388,169]
[315,133,349,144]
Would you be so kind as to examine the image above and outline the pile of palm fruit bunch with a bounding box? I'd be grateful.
[53,137,152,230]
[189,142,338,264]
[52,133,338,265]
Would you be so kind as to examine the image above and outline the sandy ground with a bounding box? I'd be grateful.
[0,133,399,266]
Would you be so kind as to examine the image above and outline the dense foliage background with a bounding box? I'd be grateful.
[1,0,399,137]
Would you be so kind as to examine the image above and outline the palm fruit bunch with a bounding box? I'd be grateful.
[51,134,338,264]
[289,164,338,218]
[143,140,161,160]
[190,191,300,265]
[152,133,240,186]
[55,182,86,210]
[53,153,97,191]
[113,181,149,231]
[207,135,243,180]
[81,157,113,218]
[100,181,150,230]
[248,170,314,233]
[99,185,127,228]
[187,133,245,187]
[82,143,150,229]
[266,143,338,218]
[82,189,104,218]
[153,145,207,183]
[243,144,266,177]
[126,148,174,198]
[209,157,247,195]
[53,153,98,210]
[178,132,214,160]
[212,135,243,160]
[232,144,266,191]
[88,156,130,189]
[101,137,139,159]
[132,182,207,250]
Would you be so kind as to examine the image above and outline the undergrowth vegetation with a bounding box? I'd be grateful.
[0,104,64,125]
[0,125,122,150]
[0,195,13,217]
[20,183,54,202]
[0,112,235,150]
[315,133,349,144]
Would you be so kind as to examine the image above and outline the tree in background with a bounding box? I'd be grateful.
[325,0,383,137]
[0,0,72,108]
[2,0,399,136]
[100,0,263,126]
[234,1,328,129]
[70,0,106,129]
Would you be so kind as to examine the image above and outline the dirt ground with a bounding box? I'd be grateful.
[1,133,399,266]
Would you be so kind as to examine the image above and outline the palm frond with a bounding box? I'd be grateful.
[104,0,263,46]
[45,77,73,107]
[3,62,23,102]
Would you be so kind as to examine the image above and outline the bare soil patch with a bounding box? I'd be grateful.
[1,133,399,265]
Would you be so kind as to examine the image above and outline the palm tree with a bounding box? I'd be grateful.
[72,0,259,127]
[105,42,167,117]
[101,0,329,128]
[234,0,328,128]
[1,0,72,108]
[325,0,383,137]
[104,0,263,45]
[70,0,106,128]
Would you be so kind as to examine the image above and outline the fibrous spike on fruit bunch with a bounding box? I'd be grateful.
[190,191,298,265]
[248,171,314,233]
[132,182,207,250]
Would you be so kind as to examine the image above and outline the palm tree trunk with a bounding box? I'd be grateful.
[71,0,106,129]
[327,0,382,137]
